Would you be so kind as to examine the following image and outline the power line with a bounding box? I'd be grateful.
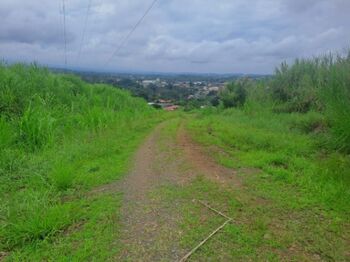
[76,0,93,65]
[62,0,67,67]
[105,0,159,66]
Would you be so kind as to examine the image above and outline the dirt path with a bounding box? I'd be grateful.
[115,120,240,261]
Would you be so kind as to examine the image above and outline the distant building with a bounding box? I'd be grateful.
[157,99,172,104]
[208,86,220,92]
[148,99,178,111]
[142,80,156,87]
[164,105,179,111]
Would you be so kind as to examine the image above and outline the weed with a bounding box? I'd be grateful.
[50,162,75,191]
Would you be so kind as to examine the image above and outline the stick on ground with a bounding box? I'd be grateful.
[197,200,232,220]
[179,218,232,262]
[179,200,234,262]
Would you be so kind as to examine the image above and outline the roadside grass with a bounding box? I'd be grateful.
[1,116,163,260]
[7,193,121,261]
[149,111,350,261]
[0,63,165,260]
[156,174,348,261]
[187,109,350,213]
[156,177,282,261]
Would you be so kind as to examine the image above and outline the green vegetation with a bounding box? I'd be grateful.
[151,118,349,261]
[220,51,350,152]
[189,52,350,211]
[175,52,350,260]
[219,79,248,108]
[0,63,162,260]
[188,109,349,212]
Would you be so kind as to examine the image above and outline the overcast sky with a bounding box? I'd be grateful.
[0,0,349,74]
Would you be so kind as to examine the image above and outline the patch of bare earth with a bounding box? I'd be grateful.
[0,252,8,262]
[176,125,242,188]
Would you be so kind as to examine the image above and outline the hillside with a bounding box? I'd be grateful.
[0,63,163,259]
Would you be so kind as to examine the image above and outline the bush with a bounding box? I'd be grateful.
[219,79,249,108]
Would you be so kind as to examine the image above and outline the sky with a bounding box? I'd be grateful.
[0,0,349,74]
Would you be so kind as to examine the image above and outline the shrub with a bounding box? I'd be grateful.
[219,79,249,108]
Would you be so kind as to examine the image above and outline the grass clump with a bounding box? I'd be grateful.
[2,191,80,250]
[50,162,75,191]
[19,103,56,150]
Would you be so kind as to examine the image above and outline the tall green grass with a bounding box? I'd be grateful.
[0,63,163,258]
[321,56,350,151]
[271,52,350,151]
[231,52,350,152]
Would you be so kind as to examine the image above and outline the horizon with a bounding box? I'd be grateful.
[3,59,273,76]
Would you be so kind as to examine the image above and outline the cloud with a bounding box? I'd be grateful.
[0,0,349,73]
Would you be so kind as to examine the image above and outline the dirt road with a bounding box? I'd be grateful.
[92,119,349,262]
[115,120,240,261]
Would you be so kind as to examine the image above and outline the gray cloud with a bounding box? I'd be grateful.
[0,0,349,73]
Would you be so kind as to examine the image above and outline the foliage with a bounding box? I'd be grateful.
[219,79,249,108]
